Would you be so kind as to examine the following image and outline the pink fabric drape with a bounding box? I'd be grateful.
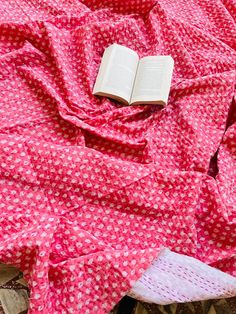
[0,0,235,313]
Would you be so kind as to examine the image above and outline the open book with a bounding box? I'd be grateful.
[93,44,174,106]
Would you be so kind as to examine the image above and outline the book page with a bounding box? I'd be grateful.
[130,56,174,106]
[93,44,139,105]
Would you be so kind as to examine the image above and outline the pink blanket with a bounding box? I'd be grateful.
[0,0,235,313]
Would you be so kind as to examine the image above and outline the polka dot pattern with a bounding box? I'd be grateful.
[0,0,235,313]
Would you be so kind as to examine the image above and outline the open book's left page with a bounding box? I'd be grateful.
[92,44,139,105]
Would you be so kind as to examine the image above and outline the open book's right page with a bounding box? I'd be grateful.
[130,56,174,106]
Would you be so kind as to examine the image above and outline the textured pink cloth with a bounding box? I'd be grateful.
[0,0,236,313]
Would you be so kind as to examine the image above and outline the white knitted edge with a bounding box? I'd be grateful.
[128,248,236,304]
